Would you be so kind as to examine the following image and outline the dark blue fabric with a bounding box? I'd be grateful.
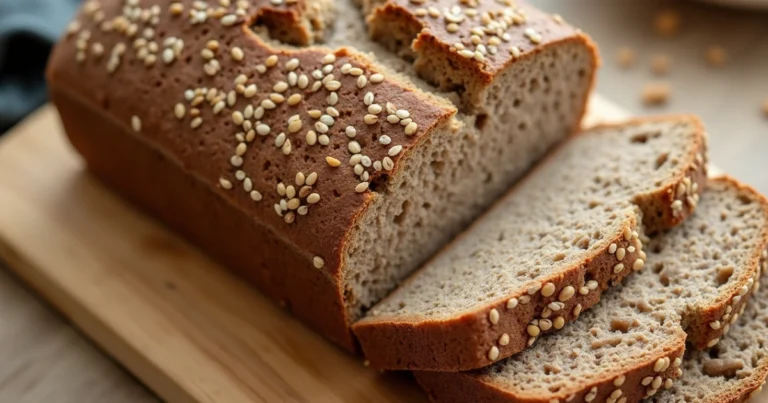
[0,0,80,132]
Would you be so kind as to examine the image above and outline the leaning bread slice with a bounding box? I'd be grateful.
[353,116,708,371]
[652,259,768,403]
[416,176,768,402]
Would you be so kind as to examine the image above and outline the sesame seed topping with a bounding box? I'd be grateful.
[527,324,541,337]
[558,286,575,302]
[348,141,362,154]
[388,145,403,157]
[488,308,500,325]
[487,346,499,361]
[313,256,324,268]
[220,14,238,26]
[608,243,617,254]
[506,298,518,309]
[355,182,369,193]
[633,259,645,271]
[219,178,233,190]
[499,333,510,346]
[265,55,278,67]
[553,316,565,329]
[370,73,384,83]
[541,283,556,297]
[614,263,625,274]
[326,156,341,167]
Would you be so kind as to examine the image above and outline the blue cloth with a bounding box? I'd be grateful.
[0,0,80,132]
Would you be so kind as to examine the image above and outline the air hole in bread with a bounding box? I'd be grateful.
[393,200,410,225]
[655,152,669,170]
[475,114,488,130]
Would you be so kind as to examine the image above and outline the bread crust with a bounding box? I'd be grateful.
[352,116,708,371]
[47,0,596,351]
[416,176,768,403]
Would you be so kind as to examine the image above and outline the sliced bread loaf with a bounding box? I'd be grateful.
[48,0,598,351]
[652,257,768,403]
[353,116,708,371]
[416,176,768,402]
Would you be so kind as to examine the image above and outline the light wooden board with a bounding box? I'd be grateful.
[0,98,759,402]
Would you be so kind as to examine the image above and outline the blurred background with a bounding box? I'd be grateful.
[0,1,766,402]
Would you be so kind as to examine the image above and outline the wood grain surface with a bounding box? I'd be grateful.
[0,1,767,402]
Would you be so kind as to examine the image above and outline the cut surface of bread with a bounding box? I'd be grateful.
[416,176,768,402]
[353,116,708,371]
[652,255,768,403]
[47,0,597,351]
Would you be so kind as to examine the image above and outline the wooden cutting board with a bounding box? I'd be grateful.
[0,98,758,403]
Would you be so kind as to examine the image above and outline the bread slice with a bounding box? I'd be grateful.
[47,0,598,351]
[353,116,708,371]
[416,176,768,402]
[652,261,768,403]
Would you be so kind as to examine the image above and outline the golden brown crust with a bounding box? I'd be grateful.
[352,116,708,371]
[368,0,601,112]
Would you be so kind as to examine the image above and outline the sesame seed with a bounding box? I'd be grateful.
[250,190,262,201]
[230,47,244,61]
[174,104,186,119]
[558,286,575,302]
[488,308,499,324]
[633,259,645,271]
[370,73,384,83]
[190,117,203,129]
[364,114,378,125]
[368,104,382,114]
[297,74,309,89]
[499,333,510,346]
[261,99,277,109]
[219,178,233,189]
[652,376,663,389]
[327,92,339,105]
[539,319,552,331]
[553,316,565,329]
[131,116,142,132]
[325,81,341,91]
[285,58,299,70]
[608,243,617,254]
[527,324,540,337]
[348,141,362,154]
[458,49,475,58]
[382,157,394,171]
[373,161,382,171]
[541,283,556,297]
[487,346,499,361]
[345,126,357,138]
[664,378,673,389]
[326,156,341,167]
[653,358,666,372]
[282,139,292,155]
[614,263,625,274]
[305,130,317,145]
[265,55,278,67]
[322,53,336,64]
[326,107,339,117]
[574,304,582,316]
[642,377,653,386]
[354,164,364,176]
[379,135,391,145]
[315,121,329,133]
[506,298,518,309]
[318,135,330,145]
[349,154,363,166]
[313,256,324,268]
[364,92,374,106]
[405,122,418,136]
[355,182,369,193]
[288,119,303,133]
[387,115,399,124]
[307,193,321,204]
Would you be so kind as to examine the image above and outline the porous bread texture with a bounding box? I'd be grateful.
[48,0,597,352]
[353,116,708,371]
[654,261,768,403]
[329,0,599,324]
[415,176,768,403]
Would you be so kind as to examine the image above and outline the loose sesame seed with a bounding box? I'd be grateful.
[131,115,142,132]
[313,256,324,268]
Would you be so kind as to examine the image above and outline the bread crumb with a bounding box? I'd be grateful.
[706,46,727,67]
[654,9,681,37]
[616,47,637,69]
[650,54,670,76]
[642,82,671,106]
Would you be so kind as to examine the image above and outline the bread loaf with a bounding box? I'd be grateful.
[47,0,598,350]
[353,116,708,371]
[416,176,768,402]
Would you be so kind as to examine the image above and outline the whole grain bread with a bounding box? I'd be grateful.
[353,116,708,371]
[416,176,768,402]
[46,0,598,351]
